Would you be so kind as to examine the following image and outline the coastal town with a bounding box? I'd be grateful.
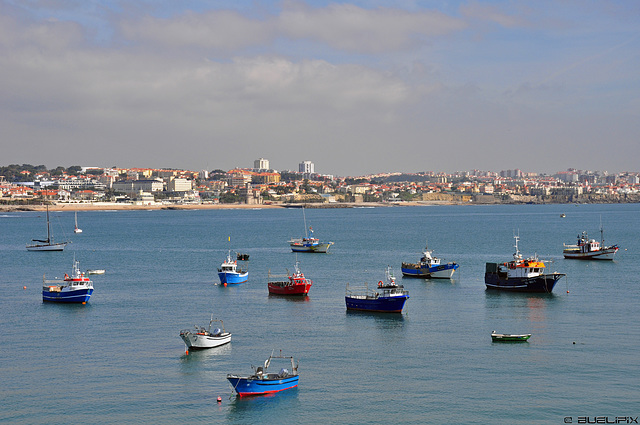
[1,159,639,209]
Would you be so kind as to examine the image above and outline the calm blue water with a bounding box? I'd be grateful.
[1,204,639,424]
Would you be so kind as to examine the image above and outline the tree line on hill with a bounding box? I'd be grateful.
[0,164,92,181]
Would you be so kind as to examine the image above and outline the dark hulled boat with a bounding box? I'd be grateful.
[485,235,565,293]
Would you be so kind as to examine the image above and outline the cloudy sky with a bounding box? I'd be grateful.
[1,1,638,176]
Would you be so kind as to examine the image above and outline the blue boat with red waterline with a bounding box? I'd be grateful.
[345,266,409,313]
[42,258,94,303]
[227,351,299,396]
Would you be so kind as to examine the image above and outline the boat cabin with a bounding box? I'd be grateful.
[488,259,546,279]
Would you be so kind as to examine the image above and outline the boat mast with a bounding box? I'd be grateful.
[46,203,52,243]
[302,207,308,238]
[513,233,522,260]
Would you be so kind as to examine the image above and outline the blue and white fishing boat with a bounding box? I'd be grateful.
[218,251,248,285]
[42,258,93,303]
[227,351,299,397]
[401,241,458,279]
[345,266,409,313]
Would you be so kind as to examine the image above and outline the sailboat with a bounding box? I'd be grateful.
[26,204,69,251]
[288,208,334,253]
[74,211,82,233]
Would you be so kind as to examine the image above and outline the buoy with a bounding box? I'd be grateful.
[217,396,222,403]
[223,283,227,287]
[185,350,189,355]
[566,290,570,293]
[23,286,27,290]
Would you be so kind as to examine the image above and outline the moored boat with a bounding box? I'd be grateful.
[289,227,333,253]
[227,351,299,397]
[289,208,333,253]
[485,235,565,293]
[74,211,82,233]
[218,251,248,285]
[401,241,458,278]
[563,227,618,260]
[345,266,409,313]
[42,258,93,303]
[180,315,231,353]
[27,204,69,251]
[491,331,531,342]
[268,262,313,296]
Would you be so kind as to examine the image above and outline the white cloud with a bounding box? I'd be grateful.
[278,2,467,53]
[119,10,274,51]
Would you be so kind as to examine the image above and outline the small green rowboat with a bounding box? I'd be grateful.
[491,331,531,342]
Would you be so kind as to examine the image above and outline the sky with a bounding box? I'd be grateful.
[1,0,638,177]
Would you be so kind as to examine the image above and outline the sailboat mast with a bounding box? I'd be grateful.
[302,207,308,238]
[46,203,51,243]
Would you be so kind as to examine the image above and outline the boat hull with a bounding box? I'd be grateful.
[491,334,531,342]
[345,295,409,313]
[268,282,311,296]
[290,243,333,253]
[401,263,458,279]
[218,271,248,285]
[27,242,67,252]
[42,287,93,303]
[180,332,231,350]
[563,248,617,260]
[484,273,565,293]
[227,375,299,396]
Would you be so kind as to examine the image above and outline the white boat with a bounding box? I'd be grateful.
[563,226,618,260]
[74,211,82,233]
[86,269,105,275]
[27,204,68,251]
[180,316,231,353]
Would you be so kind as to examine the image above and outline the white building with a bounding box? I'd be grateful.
[254,158,270,170]
[167,178,193,192]
[299,161,314,174]
[113,179,164,195]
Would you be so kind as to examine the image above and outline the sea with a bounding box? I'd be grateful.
[1,203,638,425]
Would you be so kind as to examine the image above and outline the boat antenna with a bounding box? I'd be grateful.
[513,231,522,260]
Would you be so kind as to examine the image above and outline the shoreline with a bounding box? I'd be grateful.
[1,198,638,212]
[1,201,451,212]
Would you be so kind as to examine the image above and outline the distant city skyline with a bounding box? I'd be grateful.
[1,1,638,176]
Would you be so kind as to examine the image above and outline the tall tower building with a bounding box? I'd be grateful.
[299,160,314,174]
[254,158,269,170]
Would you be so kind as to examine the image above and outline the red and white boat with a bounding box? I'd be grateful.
[268,262,313,296]
[563,227,618,260]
